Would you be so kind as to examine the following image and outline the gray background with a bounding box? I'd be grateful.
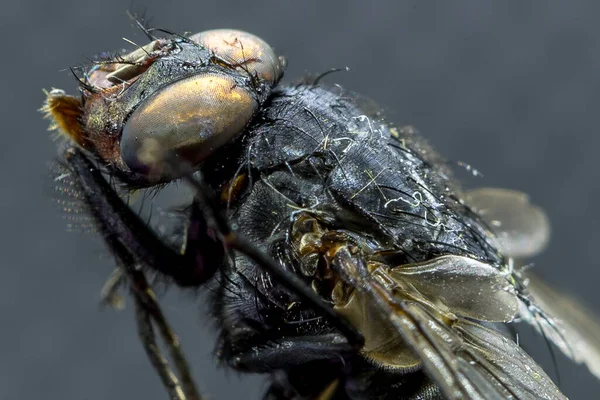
[2,0,600,399]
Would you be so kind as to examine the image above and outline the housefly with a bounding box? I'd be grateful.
[42,24,600,399]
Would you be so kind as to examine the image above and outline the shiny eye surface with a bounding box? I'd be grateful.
[189,29,284,85]
[65,29,284,184]
[120,73,257,176]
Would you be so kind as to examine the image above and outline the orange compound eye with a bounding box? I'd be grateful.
[189,29,284,85]
[120,73,257,177]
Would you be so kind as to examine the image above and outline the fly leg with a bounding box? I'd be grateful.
[110,235,202,400]
[60,146,218,400]
[130,266,201,400]
[228,334,353,372]
[100,267,126,309]
[227,335,351,400]
[63,146,224,287]
[133,291,187,400]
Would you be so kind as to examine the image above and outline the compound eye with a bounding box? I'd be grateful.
[189,29,284,84]
[121,73,257,177]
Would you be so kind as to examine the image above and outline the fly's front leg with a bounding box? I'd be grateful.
[61,146,218,400]
[108,234,203,400]
[100,267,126,309]
[130,266,201,400]
[63,146,224,286]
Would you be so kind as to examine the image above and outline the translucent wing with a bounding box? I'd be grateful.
[466,187,600,380]
[334,252,566,399]
[465,188,550,258]
[391,301,565,400]
[389,255,518,322]
[521,273,600,380]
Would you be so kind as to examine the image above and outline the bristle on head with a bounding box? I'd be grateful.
[41,89,88,148]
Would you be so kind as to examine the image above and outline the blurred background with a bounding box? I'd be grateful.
[3,0,600,398]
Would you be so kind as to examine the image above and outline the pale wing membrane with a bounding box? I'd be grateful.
[456,319,565,399]
[390,255,518,323]
[465,188,550,258]
[364,255,565,400]
[386,301,487,400]
[385,297,565,400]
[522,273,600,380]
[467,187,600,379]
